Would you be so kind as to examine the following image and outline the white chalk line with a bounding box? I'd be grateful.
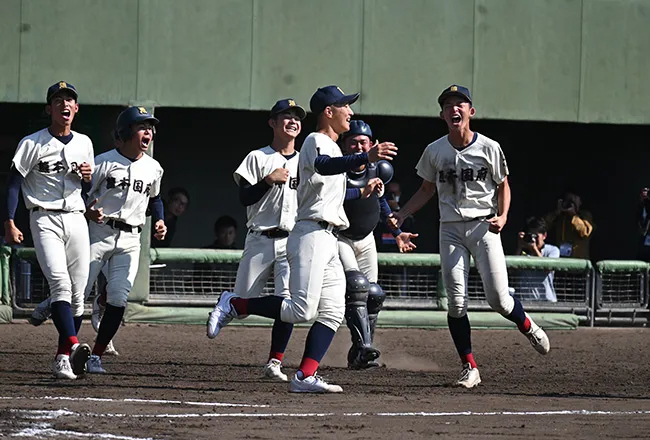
[0,395,268,407]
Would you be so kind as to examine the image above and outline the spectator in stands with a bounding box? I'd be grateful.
[204,215,238,249]
[513,217,560,302]
[636,187,650,261]
[152,187,190,248]
[543,192,594,259]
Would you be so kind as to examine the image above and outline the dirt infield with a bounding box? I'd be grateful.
[1,322,649,439]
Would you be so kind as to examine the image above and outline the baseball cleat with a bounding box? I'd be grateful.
[52,354,77,380]
[263,358,288,382]
[70,343,91,376]
[91,295,105,333]
[29,298,52,326]
[103,340,119,356]
[456,363,481,389]
[86,354,106,374]
[289,373,343,393]
[524,313,550,355]
[206,291,238,339]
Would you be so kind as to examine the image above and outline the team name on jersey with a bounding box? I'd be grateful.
[438,166,489,184]
[288,176,298,190]
[105,176,153,195]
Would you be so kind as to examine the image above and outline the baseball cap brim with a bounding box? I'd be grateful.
[271,105,307,120]
[334,92,360,107]
[438,91,471,107]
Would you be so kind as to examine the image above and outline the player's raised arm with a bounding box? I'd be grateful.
[388,179,436,229]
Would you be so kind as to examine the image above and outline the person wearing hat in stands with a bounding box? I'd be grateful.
[207,86,397,393]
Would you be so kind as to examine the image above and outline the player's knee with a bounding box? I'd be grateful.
[345,270,369,307]
[106,287,130,308]
[71,297,84,318]
[281,303,317,324]
[487,292,514,316]
[367,283,386,315]
[447,297,468,318]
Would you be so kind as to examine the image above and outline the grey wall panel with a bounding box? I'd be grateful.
[473,0,582,121]
[0,0,21,102]
[138,0,254,108]
[362,0,475,117]
[18,0,138,104]
[580,0,650,124]
[250,0,363,113]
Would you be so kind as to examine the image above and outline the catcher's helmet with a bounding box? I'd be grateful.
[342,120,372,140]
[116,106,159,141]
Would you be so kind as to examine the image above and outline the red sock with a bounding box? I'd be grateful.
[298,357,320,378]
[269,352,284,362]
[231,298,248,315]
[518,316,532,333]
[93,343,107,357]
[57,336,79,356]
[461,353,477,369]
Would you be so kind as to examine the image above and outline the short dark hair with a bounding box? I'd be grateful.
[168,187,190,203]
[524,216,547,234]
[214,215,237,234]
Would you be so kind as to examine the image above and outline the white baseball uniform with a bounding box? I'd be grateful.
[280,132,348,330]
[232,146,299,298]
[12,128,94,317]
[416,132,514,318]
[85,148,163,308]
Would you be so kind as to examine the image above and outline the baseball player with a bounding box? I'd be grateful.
[207,85,397,393]
[338,120,418,369]
[4,81,94,379]
[389,85,550,389]
[83,106,166,374]
[207,98,306,382]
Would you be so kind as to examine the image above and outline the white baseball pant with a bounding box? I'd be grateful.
[84,221,141,308]
[439,219,514,318]
[30,210,89,317]
[234,232,290,299]
[280,220,346,331]
[338,232,378,283]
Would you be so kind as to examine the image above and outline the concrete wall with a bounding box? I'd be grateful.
[0,0,648,123]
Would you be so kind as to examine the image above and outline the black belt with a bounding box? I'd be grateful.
[317,221,341,238]
[31,208,71,213]
[106,219,142,233]
[249,228,289,239]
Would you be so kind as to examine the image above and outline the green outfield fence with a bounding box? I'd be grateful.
[6,246,650,326]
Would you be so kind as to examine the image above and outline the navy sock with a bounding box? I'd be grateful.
[246,295,283,320]
[504,296,527,328]
[270,319,294,358]
[74,316,83,335]
[447,314,472,357]
[302,321,336,364]
[96,305,125,346]
[51,301,77,340]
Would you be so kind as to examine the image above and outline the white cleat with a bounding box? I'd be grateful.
[86,354,106,374]
[206,291,238,339]
[289,373,343,393]
[70,343,91,376]
[52,354,77,380]
[29,298,51,326]
[456,363,481,389]
[91,295,105,333]
[263,358,288,382]
[103,340,119,356]
[524,313,551,355]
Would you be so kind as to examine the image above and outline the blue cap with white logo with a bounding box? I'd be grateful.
[309,85,360,114]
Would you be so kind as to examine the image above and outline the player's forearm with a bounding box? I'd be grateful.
[399,186,435,218]
[5,169,23,221]
[496,179,511,218]
[345,188,361,200]
[314,153,368,175]
[239,179,271,206]
[379,197,403,236]
[148,195,164,223]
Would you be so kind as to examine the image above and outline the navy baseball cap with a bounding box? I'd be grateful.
[342,120,373,139]
[437,84,472,108]
[270,98,307,120]
[309,85,360,114]
[46,81,78,103]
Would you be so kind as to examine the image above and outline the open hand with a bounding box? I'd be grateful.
[367,140,398,162]
[395,232,418,253]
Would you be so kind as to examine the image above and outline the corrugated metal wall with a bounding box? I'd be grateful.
[1,0,648,123]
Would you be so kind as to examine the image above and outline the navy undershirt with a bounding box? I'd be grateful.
[314,152,369,175]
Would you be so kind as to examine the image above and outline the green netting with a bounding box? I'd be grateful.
[0,246,11,306]
[596,260,650,273]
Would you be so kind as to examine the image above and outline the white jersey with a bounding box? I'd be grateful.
[233,146,299,232]
[296,132,349,229]
[87,149,163,227]
[12,128,94,211]
[416,132,508,222]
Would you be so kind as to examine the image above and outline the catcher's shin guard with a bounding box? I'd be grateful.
[345,271,379,367]
[367,283,386,343]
